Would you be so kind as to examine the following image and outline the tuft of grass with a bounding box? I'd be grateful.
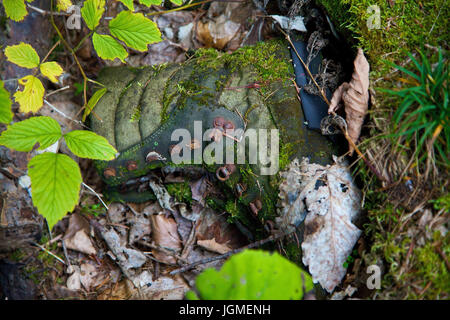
[383,49,449,168]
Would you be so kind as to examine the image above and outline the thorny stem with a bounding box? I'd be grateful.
[279,27,387,182]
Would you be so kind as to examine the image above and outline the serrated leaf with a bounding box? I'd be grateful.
[92,32,128,63]
[117,0,134,10]
[5,43,40,69]
[0,81,13,124]
[139,0,162,6]
[82,86,107,121]
[189,249,314,300]
[2,0,28,22]
[13,75,45,113]
[28,153,82,230]
[81,0,105,30]
[64,130,117,160]
[109,11,162,52]
[0,116,62,152]
[57,0,72,11]
[40,61,64,83]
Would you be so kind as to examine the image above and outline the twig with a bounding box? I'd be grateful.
[27,4,69,16]
[45,85,71,98]
[44,99,89,129]
[169,231,291,275]
[138,240,188,264]
[82,182,109,210]
[33,242,66,265]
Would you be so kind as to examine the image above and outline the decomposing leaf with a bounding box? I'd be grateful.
[328,48,370,154]
[150,214,182,264]
[196,208,247,250]
[197,238,232,255]
[102,228,147,270]
[148,180,173,212]
[278,158,362,293]
[63,213,97,256]
[79,261,107,291]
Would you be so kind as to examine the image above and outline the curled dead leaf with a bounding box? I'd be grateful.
[150,214,182,264]
[328,48,370,154]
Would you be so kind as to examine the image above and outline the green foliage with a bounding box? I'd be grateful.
[92,32,128,63]
[384,49,449,167]
[28,152,82,230]
[187,250,314,300]
[117,0,134,11]
[0,80,13,124]
[64,130,117,160]
[2,0,33,22]
[5,43,40,69]
[0,116,62,151]
[4,43,64,113]
[0,115,117,229]
[109,11,161,52]
[82,87,107,121]
[166,182,192,204]
[80,0,105,30]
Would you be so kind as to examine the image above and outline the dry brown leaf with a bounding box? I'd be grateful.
[63,214,96,255]
[151,214,182,264]
[328,48,370,154]
[197,238,232,254]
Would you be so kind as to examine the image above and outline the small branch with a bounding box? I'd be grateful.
[27,4,69,16]
[44,99,89,129]
[82,182,109,210]
[169,231,291,275]
[33,242,66,265]
[139,241,188,264]
[45,85,70,98]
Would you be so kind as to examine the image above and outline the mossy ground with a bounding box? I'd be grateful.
[316,0,449,299]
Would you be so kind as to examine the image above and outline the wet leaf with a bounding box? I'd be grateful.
[0,116,62,152]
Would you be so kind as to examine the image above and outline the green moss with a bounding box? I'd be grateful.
[225,200,240,218]
[166,181,192,204]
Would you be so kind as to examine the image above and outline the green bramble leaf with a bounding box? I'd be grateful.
[81,0,105,30]
[139,0,162,6]
[64,130,117,160]
[5,43,40,69]
[117,0,134,10]
[0,116,62,152]
[0,81,13,124]
[82,86,107,121]
[92,32,128,63]
[2,0,28,22]
[170,0,183,5]
[40,61,64,83]
[187,250,314,300]
[14,75,45,113]
[28,152,82,230]
[109,11,162,52]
